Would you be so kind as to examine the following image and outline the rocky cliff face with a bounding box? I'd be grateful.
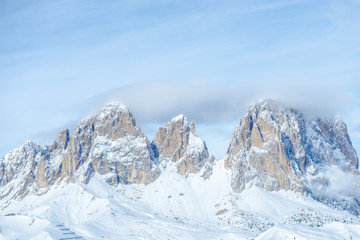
[0,129,68,200]
[306,117,358,172]
[0,104,216,202]
[62,103,159,185]
[151,114,214,178]
[1,100,359,216]
[0,103,160,201]
[225,100,359,194]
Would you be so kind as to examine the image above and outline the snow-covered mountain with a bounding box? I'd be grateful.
[226,100,360,215]
[151,114,214,177]
[0,103,161,203]
[0,100,360,239]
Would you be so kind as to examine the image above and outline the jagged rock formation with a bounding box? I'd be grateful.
[0,103,160,201]
[307,117,358,172]
[1,100,359,217]
[0,129,68,200]
[62,103,159,185]
[0,104,215,202]
[225,100,359,193]
[151,114,214,178]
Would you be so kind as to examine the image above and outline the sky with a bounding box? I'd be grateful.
[1,0,360,159]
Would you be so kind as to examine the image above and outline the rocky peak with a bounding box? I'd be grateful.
[307,117,358,172]
[0,103,161,201]
[97,102,129,117]
[152,114,190,161]
[94,103,142,139]
[226,100,306,192]
[1,100,358,215]
[0,141,46,199]
[61,103,133,178]
[152,114,213,177]
[226,100,358,194]
[0,141,42,182]
[171,113,187,122]
[61,103,159,184]
[51,129,70,150]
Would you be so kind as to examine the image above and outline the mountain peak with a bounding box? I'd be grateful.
[98,102,129,119]
[227,100,359,202]
[1,99,359,232]
[171,114,187,124]
[23,140,38,148]
[248,99,289,115]
[74,102,139,141]
[152,115,213,177]
[102,102,128,111]
[59,102,160,184]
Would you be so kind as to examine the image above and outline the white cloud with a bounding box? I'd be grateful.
[79,79,358,159]
[312,166,360,199]
[88,79,356,125]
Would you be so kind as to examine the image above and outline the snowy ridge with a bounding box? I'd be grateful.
[226,100,359,197]
[151,112,213,177]
[1,100,360,239]
[186,132,206,155]
[171,114,187,124]
[0,138,65,204]
[0,159,359,239]
[97,102,129,120]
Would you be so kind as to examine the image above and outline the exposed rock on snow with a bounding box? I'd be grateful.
[151,114,214,177]
[226,100,309,192]
[1,100,360,239]
[226,100,358,193]
[225,100,359,214]
[0,103,160,202]
[1,99,359,227]
[61,103,159,185]
[0,129,67,201]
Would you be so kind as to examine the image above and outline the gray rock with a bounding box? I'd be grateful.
[152,114,214,177]
[226,100,359,193]
[0,103,160,201]
[62,103,160,185]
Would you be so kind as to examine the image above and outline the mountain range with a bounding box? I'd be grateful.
[0,100,359,239]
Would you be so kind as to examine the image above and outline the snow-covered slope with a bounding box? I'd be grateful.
[1,100,360,239]
[1,159,359,239]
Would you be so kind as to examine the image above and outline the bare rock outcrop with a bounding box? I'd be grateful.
[1,99,358,216]
[0,128,68,200]
[62,103,159,185]
[151,114,214,177]
[226,100,359,193]
[0,103,160,201]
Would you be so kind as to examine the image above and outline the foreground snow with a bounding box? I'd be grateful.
[0,160,359,239]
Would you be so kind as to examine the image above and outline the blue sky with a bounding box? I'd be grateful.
[1,0,360,159]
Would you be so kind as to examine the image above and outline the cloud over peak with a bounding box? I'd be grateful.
[88,79,356,125]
